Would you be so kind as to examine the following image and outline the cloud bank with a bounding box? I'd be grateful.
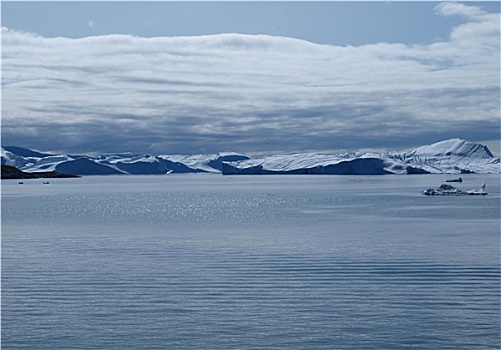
[2,2,499,155]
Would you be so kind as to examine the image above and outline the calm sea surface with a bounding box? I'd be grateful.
[2,174,500,349]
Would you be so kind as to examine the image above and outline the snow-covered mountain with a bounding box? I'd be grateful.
[1,147,249,175]
[222,139,499,175]
[1,139,499,176]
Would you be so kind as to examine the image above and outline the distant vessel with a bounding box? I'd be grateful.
[445,177,462,183]
[422,182,487,196]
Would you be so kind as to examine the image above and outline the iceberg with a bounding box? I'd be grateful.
[422,183,487,196]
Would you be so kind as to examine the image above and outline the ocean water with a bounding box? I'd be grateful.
[2,174,500,349]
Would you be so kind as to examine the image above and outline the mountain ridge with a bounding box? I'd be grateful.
[1,139,499,176]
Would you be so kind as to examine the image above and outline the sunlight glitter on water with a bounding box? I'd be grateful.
[2,174,500,349]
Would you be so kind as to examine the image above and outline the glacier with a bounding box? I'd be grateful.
[1,139,499,176]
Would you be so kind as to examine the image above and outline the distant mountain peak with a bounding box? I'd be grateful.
[410,139,494,158]
[2,146,53,158]
[1,139,499,176]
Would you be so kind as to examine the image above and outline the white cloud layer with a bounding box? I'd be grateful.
[1,2,499,154]
[435,2,486,18]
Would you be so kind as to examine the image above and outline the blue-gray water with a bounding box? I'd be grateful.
[2,174,500,349]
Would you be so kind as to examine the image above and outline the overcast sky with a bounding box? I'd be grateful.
[2,1,500,155]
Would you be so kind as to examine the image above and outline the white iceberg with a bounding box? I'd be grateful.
[422,182,487,196]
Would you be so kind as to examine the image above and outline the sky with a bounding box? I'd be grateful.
[1,1,500,156]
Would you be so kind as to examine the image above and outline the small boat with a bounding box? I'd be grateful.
[445,177,462,183]
[422,182,487,196]
[43,181,50,184]
[18,181,24,184]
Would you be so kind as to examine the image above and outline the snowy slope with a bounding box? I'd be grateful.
[1,148,249,175]
[222,139,499,175]
[1,139,498,176]
[222,154,404,175]
[159,153,249,173]
[392,139,499,174]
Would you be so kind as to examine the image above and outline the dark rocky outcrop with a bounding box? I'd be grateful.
[1,165,80,179]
